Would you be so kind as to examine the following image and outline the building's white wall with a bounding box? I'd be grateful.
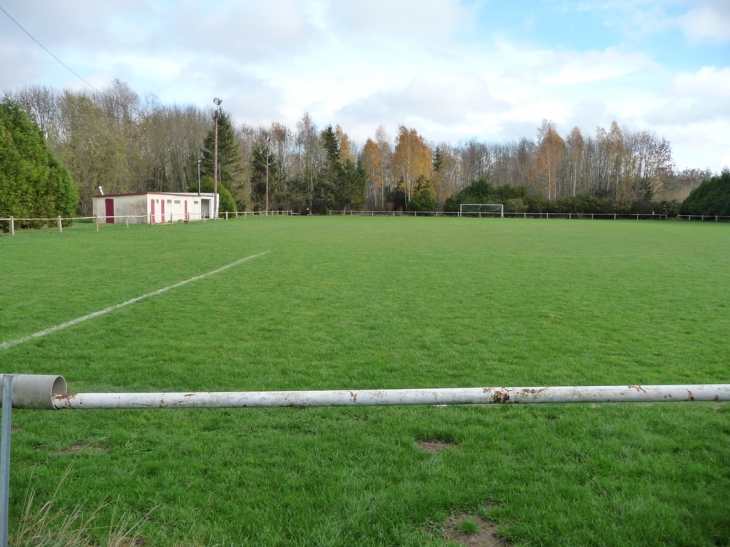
[92,193,218,224]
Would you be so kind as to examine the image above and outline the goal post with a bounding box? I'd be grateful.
[459,204,504,218]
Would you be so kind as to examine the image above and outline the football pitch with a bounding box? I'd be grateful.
[0,217,728,546]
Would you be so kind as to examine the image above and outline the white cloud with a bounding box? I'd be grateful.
[678,0,730,44]
[645,66,730,128]
[327,0,473,37]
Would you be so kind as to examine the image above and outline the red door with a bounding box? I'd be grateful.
[105,199,114,223]
[150,199,155,224]
[160,200,165,223]
[184,200,188,221]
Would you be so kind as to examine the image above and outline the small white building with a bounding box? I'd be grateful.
[92,192,220,224]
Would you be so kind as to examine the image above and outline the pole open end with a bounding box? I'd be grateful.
[0,375,67,409]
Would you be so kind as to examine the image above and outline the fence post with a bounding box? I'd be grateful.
[9,217,13,236]
[614,213,616,220]
[126,215,129,228]
[94,215,99,232]
[0,375,13,547]
[226,211,229,220]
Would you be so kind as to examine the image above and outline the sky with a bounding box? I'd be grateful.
[1,0,729,171]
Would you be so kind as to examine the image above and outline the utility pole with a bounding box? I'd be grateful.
[265,135,270,214]
[213,98,222,220]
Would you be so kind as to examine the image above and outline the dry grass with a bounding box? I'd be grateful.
[11,466,149,547]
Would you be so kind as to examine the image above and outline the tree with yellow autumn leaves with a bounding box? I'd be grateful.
[392,126,433,208]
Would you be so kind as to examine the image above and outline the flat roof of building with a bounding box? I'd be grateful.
[94,192,216,198]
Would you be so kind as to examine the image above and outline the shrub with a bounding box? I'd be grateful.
[409,183,438,212]
[679,170,730,216]
[505,197,526,213]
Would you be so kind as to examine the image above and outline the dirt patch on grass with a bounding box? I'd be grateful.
[417,440,458,453]
[443,514,510,547]
[51,444,107,455]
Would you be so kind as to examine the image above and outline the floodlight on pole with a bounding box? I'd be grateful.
[213,98,222,220]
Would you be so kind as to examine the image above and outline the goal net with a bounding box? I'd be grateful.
[459,204,504,218]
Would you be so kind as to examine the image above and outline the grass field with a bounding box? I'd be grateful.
[0,217,729,546]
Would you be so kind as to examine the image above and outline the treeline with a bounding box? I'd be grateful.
[444,179,680,217]
[4,81,712,215]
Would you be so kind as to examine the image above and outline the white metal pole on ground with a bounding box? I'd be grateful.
[8,217,13,236]
[126,215,129,228]
[94,215,99,231]
[50,385,730,410]
[0,375,13,547]
[57,216,62,233]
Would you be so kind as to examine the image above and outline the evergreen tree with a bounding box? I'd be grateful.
[336,159,366,210]
[0,98,78,230]
[679,169,730,216]
[409,176,437,212]
[200,111,243,195]
[314,125,366,212]
[432,146,444,173]
[188,175,237,213]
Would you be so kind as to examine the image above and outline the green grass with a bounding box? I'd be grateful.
[458,519,479,535]
[1,217,729,546]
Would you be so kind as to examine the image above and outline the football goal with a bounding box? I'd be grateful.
[459,204,504,218]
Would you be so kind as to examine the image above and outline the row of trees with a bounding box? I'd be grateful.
[3,81,714,215]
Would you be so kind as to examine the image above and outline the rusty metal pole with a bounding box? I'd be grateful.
[0,375,13,547]
[51,385,730,410]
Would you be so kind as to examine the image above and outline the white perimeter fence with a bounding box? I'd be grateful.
[0,211,294,235]
[331,210,730,221]
[0,374,728,544]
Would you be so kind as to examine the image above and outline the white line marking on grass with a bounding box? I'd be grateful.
[0,250,270,351]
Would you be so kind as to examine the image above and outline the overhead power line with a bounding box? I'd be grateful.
[0,5,101,92]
